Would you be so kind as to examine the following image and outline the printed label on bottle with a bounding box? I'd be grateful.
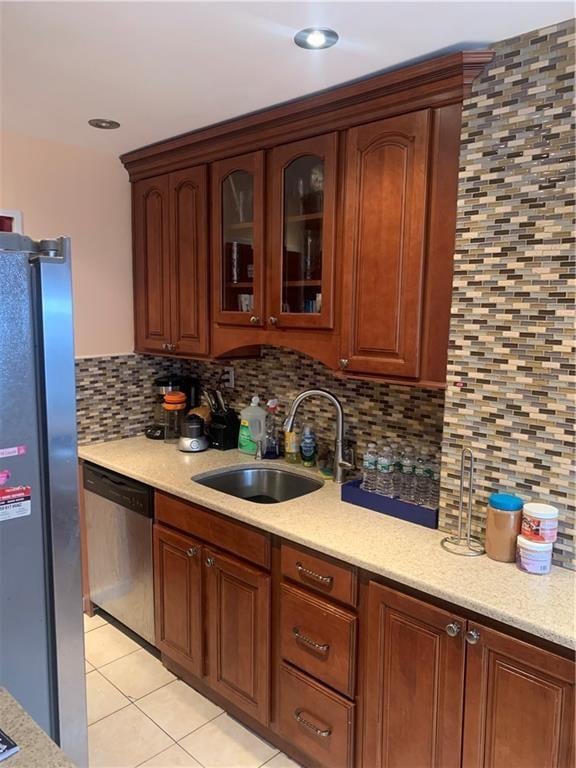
[377,458,393,473]
[238,421,257,453]
[363,457,377,469]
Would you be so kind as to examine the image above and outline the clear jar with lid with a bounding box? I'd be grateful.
[485,493,524,562]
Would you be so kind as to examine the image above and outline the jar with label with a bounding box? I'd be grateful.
[485,493,524,562]
[521,502,559,543]
[516,535,553,575]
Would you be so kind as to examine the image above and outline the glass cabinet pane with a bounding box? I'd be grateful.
[221,170,255,313]
[281,155,324,315]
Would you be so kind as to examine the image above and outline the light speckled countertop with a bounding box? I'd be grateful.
[79,436,575,650]
[0,689,75,768]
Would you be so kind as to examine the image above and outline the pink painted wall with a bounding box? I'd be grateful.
[1,132,133,356]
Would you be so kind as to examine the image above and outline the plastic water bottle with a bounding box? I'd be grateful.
[361,443,379,492]
[376,446,395,497]
[413,455,430,505]
[428,460,441,508]
[397,447,415,500]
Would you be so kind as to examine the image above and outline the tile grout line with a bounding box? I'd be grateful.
[172,710,226,746]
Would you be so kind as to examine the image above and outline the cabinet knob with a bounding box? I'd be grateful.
[268,316,278,326]
[186,547,198,558]
[249,315,260,325]
[445,622,462,638]
[339,358,349,369]
[205,556,215,568]
[465,628,481,645]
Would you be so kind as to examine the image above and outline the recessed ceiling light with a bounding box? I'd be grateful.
[88,118,121,130]
[294,27,339,50]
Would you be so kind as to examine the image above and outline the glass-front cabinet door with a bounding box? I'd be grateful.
[269,133,338,330]
[211,151,265,327]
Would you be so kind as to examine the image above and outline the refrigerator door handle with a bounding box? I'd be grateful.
[32,236,89,768]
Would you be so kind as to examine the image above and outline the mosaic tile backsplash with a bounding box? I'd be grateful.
[439,19,575,569]
[76,348,446,461]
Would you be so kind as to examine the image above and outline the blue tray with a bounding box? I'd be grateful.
[341,479,438,529]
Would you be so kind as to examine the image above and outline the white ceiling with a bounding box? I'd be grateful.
[1,1,572,155]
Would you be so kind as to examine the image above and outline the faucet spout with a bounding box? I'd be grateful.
[283,389,352,483]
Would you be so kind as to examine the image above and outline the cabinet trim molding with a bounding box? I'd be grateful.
[120,51,494,181]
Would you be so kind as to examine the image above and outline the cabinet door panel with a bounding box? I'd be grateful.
[269,133,338,330]
[205,547,270,725]
[363,582,465,768]
[133,175,171,352]
[170,166,209,356]
[341,110,430,377]
[211,152,265,328]
[153,524,203,677]
[463,623,575,768]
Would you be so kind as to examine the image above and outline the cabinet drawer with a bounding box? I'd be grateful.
[280,584,356,698]
[278,663,355,768]
[155,491,270,569]
[281,542,357,607]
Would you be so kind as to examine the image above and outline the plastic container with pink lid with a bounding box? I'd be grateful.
[521,502,559,543]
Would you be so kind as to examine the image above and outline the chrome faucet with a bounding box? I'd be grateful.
[283,389,353,483]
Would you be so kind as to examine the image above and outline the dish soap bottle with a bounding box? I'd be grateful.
[300,425,317,468]
[264,399,280,459]
[284,420,301,463]
[238,396,266,455]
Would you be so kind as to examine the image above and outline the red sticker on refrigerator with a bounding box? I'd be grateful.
[0,486,31,522]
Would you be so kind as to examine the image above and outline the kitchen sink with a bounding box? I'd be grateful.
[192,466,323,504]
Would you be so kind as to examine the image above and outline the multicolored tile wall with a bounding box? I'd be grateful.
[76,348,446,460]
[439,19,575,569]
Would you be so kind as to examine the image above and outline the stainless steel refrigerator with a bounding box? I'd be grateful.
[0,233,88,767]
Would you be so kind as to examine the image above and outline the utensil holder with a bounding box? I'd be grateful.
[441,448,485,556]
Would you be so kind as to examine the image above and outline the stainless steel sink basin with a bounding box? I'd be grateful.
[192,466,323,504]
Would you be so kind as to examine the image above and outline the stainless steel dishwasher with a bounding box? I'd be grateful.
[83,463,154,644]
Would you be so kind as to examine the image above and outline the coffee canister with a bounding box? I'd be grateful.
[485,493,523,563]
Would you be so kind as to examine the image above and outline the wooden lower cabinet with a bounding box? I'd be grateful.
[362,581,575,768]
[205,546,271,725]
[152,501,574,768]
[462,622,575,768]
[363,582,466,768]
[153,524,203,677]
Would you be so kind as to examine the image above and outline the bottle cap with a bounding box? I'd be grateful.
[250,396,260,407]
[489,493,524,512]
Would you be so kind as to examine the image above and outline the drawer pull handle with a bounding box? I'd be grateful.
[292,627,329,654]
[186,547,199,558]
[294,709,331,738]
[295,561,333,586]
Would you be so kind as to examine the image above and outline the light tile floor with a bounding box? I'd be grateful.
[84,613,301,768]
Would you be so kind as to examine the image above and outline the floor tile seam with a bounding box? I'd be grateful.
[90,646,148,671]
[171,710,227,745]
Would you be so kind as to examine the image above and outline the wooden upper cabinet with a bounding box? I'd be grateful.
[153,524,203,678]
[340,110,431,378]
[211,152,265,328]
[133,175,172,353]
[268,133,338,330]
[363,581,466,768]
[133,167,209,357]
[462,622,575,768]
[169,166,209,356]
[204,546,271,725]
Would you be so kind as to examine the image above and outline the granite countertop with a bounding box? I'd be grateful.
[79,436,576,650]
[0,689,75,768]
